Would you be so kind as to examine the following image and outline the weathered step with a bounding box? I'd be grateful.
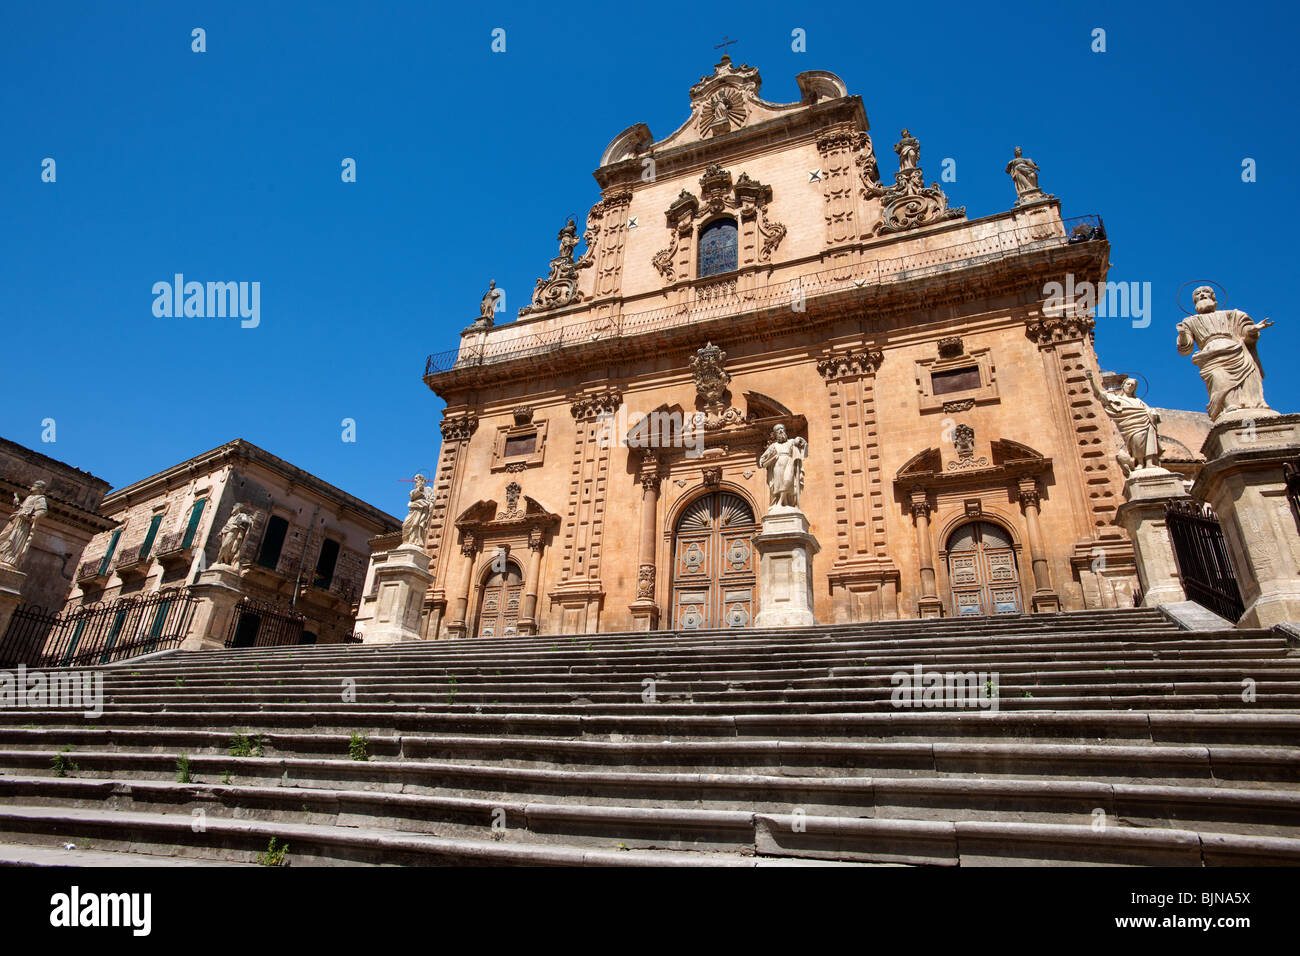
[7,728,1294,785]
[752,814,1300,866]
[0,804,856,867]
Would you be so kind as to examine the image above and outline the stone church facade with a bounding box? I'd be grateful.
[416,57,1139,638]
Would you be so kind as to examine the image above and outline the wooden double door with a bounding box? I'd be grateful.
[946,521,1023,616]
[671,492,758,630]
[477,563,523,638]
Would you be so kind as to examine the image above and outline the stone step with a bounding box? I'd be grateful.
[4,708,1298,744]
[7,750,1300,833]
[96,660,1300,694]
[5,728,1296,784]
[0,804,856,867]
[0,796,1294,866]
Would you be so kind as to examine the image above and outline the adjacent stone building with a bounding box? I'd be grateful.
[410,58,1158,638]
[68,440,399,645]
[0,438,115,610]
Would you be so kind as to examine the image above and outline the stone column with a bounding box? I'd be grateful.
[363,544,434,644]
[910,491,943,618]
[519,528,545,635]
[1115,469,1192,606]
[0,565,27,647]
[629,456,661,631]
[180,564,245,651]
[444,533,479,639]
[1018,477,1061,612]
[1192,413,1300,627]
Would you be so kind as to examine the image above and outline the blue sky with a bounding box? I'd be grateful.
[1,1,1295,516]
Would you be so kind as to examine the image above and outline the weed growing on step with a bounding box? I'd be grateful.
[257,837,289,866]
[229,733,264,757]
[173,678,185,687]
[221,769,232,785]
[51,747,78,777]
[176,754,193,783]
[348,733,369,761]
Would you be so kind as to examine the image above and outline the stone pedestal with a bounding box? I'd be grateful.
[180,564,245,651]
[364,544,434,644]
[0,564,27,642]
[1192,413,1300,628]
[629,600,659,632]
[754,509,820,628]
[1115,468,1192,607]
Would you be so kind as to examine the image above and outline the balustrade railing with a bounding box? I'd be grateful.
[426,215,1103,376]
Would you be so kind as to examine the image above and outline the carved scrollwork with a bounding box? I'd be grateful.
[690,342,731,405]
[862,130,965,235]
[519,216,596,316]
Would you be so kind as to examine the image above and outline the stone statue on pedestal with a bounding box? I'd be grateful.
[1176,287,1273,420]
[401,474,434,546]
[0,481,48,570]
[215,504,254,566]
[1086,371,1162,475]
[1006,147,1046,204]
[759,424,807,511]
[477,280,501,328]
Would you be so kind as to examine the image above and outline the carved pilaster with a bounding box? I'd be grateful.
[816,127,871,246]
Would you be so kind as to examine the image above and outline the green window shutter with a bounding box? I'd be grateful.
[139,514,163,559]
[98,529,121,575]
[181,499,207,549]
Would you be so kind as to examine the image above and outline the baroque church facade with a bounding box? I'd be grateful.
[413,57,1139,638]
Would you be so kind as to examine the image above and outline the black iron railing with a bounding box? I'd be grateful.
[223,596,306,649]
[426,214,1104,376]
[1165,500,1245,622]
[0,588,197,668]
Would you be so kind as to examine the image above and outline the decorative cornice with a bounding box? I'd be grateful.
[817,346,884,381]
[1025,313,1096,345]
[570,388,623,421]
[440,413,479,442]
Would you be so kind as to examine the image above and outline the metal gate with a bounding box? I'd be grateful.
[223,596,306,649]
[0,588,197,668]
[1165,500,1244,621]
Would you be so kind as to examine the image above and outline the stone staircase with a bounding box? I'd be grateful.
[1,607,1299,866]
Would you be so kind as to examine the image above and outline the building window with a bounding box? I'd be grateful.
[139,514,163,560]
[257,515,290,570]
[313,538,341,589]
[931,365,981,395]
[503,432,537,458]
[98,528,121,575]
[181,499,206,550]
[698,218,738,277]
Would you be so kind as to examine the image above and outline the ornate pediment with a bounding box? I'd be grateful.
[689,56,762,137]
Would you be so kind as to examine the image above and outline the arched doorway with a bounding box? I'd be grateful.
[946,521,1022,616]
[671,491,757,629]
[476,561,523,638]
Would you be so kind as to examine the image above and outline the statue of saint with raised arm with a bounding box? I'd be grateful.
[759,425,808,511]
[402,474,434,546]
[1176,286,1273,421]
[0,481,49,570]
[1086,371,1162,475]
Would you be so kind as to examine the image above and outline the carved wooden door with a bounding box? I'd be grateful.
[672,492,757,630]
[477,563,523,638]
[947,521,1022,616]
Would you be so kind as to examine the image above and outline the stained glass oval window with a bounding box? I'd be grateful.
[698,218,738,277]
